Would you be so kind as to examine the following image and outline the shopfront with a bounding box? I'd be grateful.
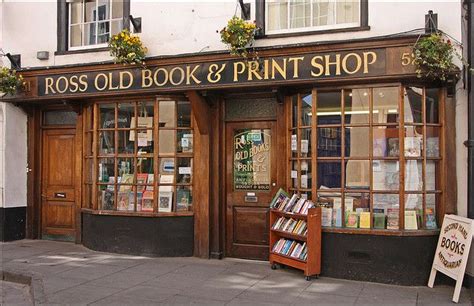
[7,35,457,285]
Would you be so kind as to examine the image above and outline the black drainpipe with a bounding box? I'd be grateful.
[467,1,474,219]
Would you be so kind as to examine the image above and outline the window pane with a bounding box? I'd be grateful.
[177,101,191,127]
[404,126,423,158]
[290,0,311,29]
[291,130,298,158]
[373,194,399,230]
[426,127,440,158]
[176,186,192,211]
[426,161,439,191]
[97,21,110,44]
[373,160,399,191]
[317,91,341,124]
[70,1,83,24]
[344,88,369,124]
[317,161,341,189]
[117,102,134,128]
[177,158,192,184]
[426,88,440,124]
[112,0,124,19]
[43,111,78,126]
[290,160,298,189]
[142,190,154,212]
[300,128,312,158]
[97,0,110,21]
[84,23,97,46]
[158,186,173,212]
[159,101,176,127]
[405,160,423,191]
[267,1,288,31]
[98,157,115,183]
[345,160,369,189]
[318,192,342,227]
[177,130,193,154]
[344,193,370,229]
[373,126,399,157]
[70,24,83,47]
[84,0,97,22]
[291,95,298,128]
[336,0,359,24]
[301,93,312,126]
[159,158,175,181]
[118,130,133,154]
[373,87,399,124]
[404,194,422,230]
[100,103,115,128]
[344,127,369,157]
[118,157,134,179]
[426,194,438,229]
[111,19,122,36]
[159,130,175,155]
[404,87,423,123]
[99,130,115,154]
[312,0,335,26]
[99,188,115,210]
[300,159,312,189]
[137,159,153,183]
[317,127,341,157]
[117,190,134,211]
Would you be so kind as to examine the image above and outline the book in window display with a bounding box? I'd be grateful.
[158,191,173,212]
[425,208,437,229]
[404,210,418,230]
[136,173,148,192]
[345,212,358,228]
[387,208,399,229]
[387,138,399,157]
[181,133,193,153]
[176,189,191,212]
[404,136,422,157]
[142,191,154,212]
[117,191,129,211]
[101,190,114,210]
[373,211,386,229]
[119,174,134,191]
[359,212,371,229]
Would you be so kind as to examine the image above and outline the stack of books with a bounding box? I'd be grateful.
[272,238,307,261]
[271,217,308,236]
[272,194,315,215]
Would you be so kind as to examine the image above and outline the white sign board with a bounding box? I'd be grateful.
[428,214,473,303]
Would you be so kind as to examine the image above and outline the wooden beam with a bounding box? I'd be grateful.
[186,91,210,135]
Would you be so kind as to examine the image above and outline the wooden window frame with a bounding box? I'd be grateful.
[287,84,444,236]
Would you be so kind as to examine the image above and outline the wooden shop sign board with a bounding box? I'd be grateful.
[428,214,473,303]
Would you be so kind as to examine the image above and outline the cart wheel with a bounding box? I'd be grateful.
[271,264,277,270]
[305,276,311,281]
[314,275,319,279]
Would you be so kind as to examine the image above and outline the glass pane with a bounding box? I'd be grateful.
[292,95,298,128]
[373,160,399,191]
[99,103,115,128]
[426,161,439,191]
[300,159,312,189]
[317,161,341,189]
[70,1,83,24]
[318,192,342,227]
[43,111,78,126]
[267,1,288,31]
[83,23,96,46]
[137,157,154,176]
[112,0,123,19]
[404,87,423,123]
[177,101,191,127]
[117,190,135,211]
[177,158,192,184]
[111,19,122,36]
[300,128,312,158]
[313,0,335,26]
[159,101,176,127]
[336,0,359,24]
[97,21,110,44]
[405,194,422,230]
[136,130,154,153]
[291,130,298,158]
[159,130,175,155]
[345,160,370,189]
[117,102,134,128]
[373,87,399,124]
[70,24,83,47]
[317,127,341,157]
[345,127,369,157]
[97,0,110,20]
[373,194,399,230]
[176,186,192,212]
[405,160,423,191]
[177,130,193,153]
[317,91,341,125]
[344,193,370,229]
[300,191,312,200]
[118,157,134,180]
[99,188,115,210]
[290,160,298,189]
[344,89,369,124]
[159,158,175,184]
[84,0,97,22]
[373,126,399,157]
[158,186,173,212]
[117,130,133,154]
[426,127,440,158]
[290,0,311,28]
[233,129,271,191]
[404,126,423,158]
[98,157,115,183]
[426,194,438,229]
[301,94,312,126]
[142,190,154,212]
[426,88,440,124]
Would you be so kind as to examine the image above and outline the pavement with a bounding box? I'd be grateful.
[0,240,472,305]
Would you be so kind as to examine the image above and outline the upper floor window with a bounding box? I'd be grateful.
[68,0,125,49]
[265,0,363,35]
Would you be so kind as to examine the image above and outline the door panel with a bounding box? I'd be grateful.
[226,121,278,260]
[41,129,77,241]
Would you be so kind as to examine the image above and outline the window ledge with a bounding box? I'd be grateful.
[257,26,370,40]
[81,208,194,218]
[55,47,109,56]
[323,227,440,237]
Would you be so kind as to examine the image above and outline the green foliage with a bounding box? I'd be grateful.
[413,33,458,81]
[0,67,25,96]
[220,16,257,58]
[109,29,147,66]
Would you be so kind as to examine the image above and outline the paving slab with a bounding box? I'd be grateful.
[0,280,33,305]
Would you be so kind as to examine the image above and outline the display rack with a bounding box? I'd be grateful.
[269,207,321,280]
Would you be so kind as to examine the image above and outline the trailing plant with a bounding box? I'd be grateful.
[220,16,258,58]
[0,67,25,95]
[413,33,462,81]
[109,29,147,66]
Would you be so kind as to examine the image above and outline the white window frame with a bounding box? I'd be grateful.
[265,0,361,35]
[68,0,123,50]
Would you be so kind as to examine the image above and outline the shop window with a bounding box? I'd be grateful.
[289,86,443,232]
[263,0,367,36]
[85,98,193,214]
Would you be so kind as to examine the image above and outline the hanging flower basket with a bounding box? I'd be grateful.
[109,29,148,66]
[0,67,25,96]
[220,16,257,58]
[413,33,461,82]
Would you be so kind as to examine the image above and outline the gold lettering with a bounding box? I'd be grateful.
[45,77,56,94]
[263,59,270,80]
[363,51,377,73]
[56,76,69,94]
[272,58,287,80]
[141,69,153,88]
[119,71,133,89]
[288,57,304,78]
[69,75,79,93]
[108,72,119,90]
[247,61,262,81]
[233,62,246,82]
[342,53,362,75]
[94,73,108,91]
[324,54,341,76]
[169,67,185,85]
[208,63,226,83]
[311,56,324,77]
[153,68,169,86]
[186,65,201,85]
[78,75,88,92]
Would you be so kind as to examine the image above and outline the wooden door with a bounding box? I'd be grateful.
[41,129,77,241]
[226,121,278,260]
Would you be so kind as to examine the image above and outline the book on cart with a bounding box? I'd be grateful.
[269,190,321,281]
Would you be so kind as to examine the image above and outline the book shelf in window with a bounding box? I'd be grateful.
[269,207,321,280]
